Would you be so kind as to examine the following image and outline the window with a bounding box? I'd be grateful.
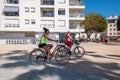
[41,0,54,5]
[24,7,29,12]
[4,0,19,4]
[110,33,112,35]
[13,0,19,4]
[31,19,35,24]
[25,7,35,13]
[108,20,115,23]
[58,9,65,15]
[113,33,116,35]
[42,11,54,17]
[110,29,112,31]
[25,19,29,24]
[31,7,35,13]
[110,24,112,27]
[58,0,65,3]
[58,20,65,27]
[4,12,19,16]
[40,20,54,28]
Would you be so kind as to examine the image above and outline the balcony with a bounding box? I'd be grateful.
[69,0,84,6]
[3,6,19,16]
[40,20,54,28]
[41,8,54,17]
[41,0,54,5]
[69,23,85,29]
[40,24,54,28]
[70,13,84,18]
[4,12,19,16]
[5,24,19,27]
[4,0,19,4]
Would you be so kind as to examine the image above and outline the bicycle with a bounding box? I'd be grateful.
[29,42,70,65]
[63,39,85,58]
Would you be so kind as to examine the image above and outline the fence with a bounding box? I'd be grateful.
[0,39,31,45]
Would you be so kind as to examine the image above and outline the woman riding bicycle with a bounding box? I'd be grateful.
[39,28,57,63]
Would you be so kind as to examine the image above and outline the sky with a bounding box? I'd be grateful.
[83,0,120,18]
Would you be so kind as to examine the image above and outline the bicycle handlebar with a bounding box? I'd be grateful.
[73,39,83,45]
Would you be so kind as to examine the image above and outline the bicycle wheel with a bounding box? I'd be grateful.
[55,47,70,65]
[57,46,68,56]
[74,46,85,57]
[29,49,46,65]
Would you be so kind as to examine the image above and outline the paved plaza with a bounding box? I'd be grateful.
[0,42,120,80]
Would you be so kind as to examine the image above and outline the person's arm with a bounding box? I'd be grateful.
[44,34,57,42]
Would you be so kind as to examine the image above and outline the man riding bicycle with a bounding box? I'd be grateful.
[38,28,57,63]
[64,31,73,48]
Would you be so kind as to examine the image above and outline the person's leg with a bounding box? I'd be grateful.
[46,44,53,50]
[42,46,51,61]
[64,40,69,46]
[69,41,73,48]
[46,44,53,59]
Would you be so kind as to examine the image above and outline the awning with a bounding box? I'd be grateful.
[3,6,19,12]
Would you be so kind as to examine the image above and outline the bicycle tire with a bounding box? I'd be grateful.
[29,49,46,65]
[74,46,85,57]
[55,47,70,65]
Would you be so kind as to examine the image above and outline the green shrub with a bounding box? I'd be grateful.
[96,38,100,43]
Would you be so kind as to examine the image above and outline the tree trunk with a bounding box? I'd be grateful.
[95,32,97,41]
[86,33,91,41]
[79,33,81,39]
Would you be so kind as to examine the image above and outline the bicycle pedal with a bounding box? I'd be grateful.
[44,57,47,61]
[69,52,72,55]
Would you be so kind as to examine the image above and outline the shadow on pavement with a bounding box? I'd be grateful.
[0,50,26,56]
[86,53,120,60]
[107,55,120,58]
[102,42,120,46]
[12,61,120,80]
[85,51,96,53]
[0,50,120,80]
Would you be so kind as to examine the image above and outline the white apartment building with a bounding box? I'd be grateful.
[0,0,85,44]
[107,15,118,37]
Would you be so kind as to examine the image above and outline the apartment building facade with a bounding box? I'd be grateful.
[0,0,85,44]
[106,15,118,37]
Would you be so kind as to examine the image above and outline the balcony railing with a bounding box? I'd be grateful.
[5,39,30,44]
[69,24,85,29]
[42,11,54,17]
[69,1,84,6]
[5,24,19,27]
[5,0,19,4]
[41,0,54,5]
[40,24,54,28]
[70,13,85,18]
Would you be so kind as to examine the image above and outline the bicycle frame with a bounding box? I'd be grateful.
[65,39,83,53]
[40,43,66,58]
[29,42,70,65]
